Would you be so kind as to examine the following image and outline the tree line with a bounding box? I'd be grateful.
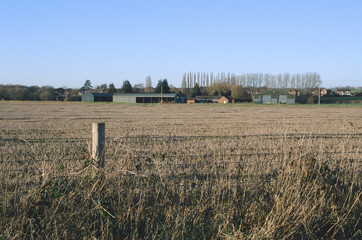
[0,85,82,101]
[179,72,323,100]
[81,78,172,94]
[0,78,173,101]
[6,72,362,102]
[181,72,322,91]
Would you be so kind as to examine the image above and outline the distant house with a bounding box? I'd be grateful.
[321,88,328,96]
[336,88,352,96]
[217,96,234,104]
[312,88,328,96]
[288,89,301,96]
[81,93,113,102]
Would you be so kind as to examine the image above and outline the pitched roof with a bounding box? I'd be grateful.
[195,96,220,100]
[84,93,112,97]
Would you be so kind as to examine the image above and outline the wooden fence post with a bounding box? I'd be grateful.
[92,123,105,167]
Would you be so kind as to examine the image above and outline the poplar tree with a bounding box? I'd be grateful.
[181,73,187,94]
[145,76,152,90]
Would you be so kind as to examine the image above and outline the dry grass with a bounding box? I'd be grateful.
[0,101,361,239]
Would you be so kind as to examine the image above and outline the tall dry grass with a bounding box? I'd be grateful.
[0,102,361,239]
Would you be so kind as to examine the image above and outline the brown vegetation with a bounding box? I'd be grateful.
[0,102,361,239]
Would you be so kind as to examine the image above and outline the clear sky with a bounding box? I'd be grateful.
[1,0,361,89]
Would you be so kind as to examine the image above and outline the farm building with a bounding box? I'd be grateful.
[193,96,234,104]
[113,93,186,104]
[253,92,295,104]
[194,96,219,103]
[336,88,352,96]
[81,93,113,102]
[312,88,328,96]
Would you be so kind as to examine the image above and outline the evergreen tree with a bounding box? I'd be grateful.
[162,79,170,93]
[191,83,202,97]
[108,83,117,94]
[154,79,170,93]
[81,79,93,92]
[120,80,133,93]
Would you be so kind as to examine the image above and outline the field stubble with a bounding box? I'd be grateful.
[0,102,361,239]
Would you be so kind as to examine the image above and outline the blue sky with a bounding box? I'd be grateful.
[0,0,361,88]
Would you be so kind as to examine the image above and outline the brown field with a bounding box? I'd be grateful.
[0,101,361,239]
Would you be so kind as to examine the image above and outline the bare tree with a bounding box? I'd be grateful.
[277,73,283,89]
[304,72,321,89]
[133,83,145,93]
[98,84,107,93]
[183,71,321,93]
[264,73,271,88]
[240,74,246,87]
[246,73,257,89]
[290,74,296,89]
[145,76,152,90]
[271,74,277,89]
[221,72,226,84]
[188,72,192,96]
[301,73,306,89]
[283,73,290,89]
[193,73,196,87]
[231,73,236,86]
[257,73,264,88]
[202,72,206,87]
[296,73,302,89]
[181,73,187,93]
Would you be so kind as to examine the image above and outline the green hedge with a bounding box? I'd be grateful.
[320,96,362,104]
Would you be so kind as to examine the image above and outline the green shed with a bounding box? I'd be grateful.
[253,91,295,104]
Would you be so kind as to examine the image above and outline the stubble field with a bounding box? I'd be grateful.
[0,101,361,239]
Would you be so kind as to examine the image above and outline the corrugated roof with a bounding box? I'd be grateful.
[113,93,176,97]
[195,96,220,100]
[253,93,295,99]
[84,93,112,97]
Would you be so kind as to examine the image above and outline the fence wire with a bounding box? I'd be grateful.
[1,132,362,144]
[1,152,360,173]
[1,133,361,174]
